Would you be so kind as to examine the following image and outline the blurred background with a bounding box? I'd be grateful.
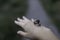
[0,0,60,40]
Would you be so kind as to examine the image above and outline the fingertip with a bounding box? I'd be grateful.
[17,31,21,34]
[14,20,19,24]
[23,16,28,20]
[31,18,35,22]
[17,17,23,21]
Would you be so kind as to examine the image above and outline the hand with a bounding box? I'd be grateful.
[14,16,59,40]
[14,16,36,38]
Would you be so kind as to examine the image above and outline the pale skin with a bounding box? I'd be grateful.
[14,16,59,40]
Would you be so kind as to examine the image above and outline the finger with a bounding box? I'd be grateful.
[31,18,35,22]
[23,16,29,21]
[17,18,23,22]
[17,31,28,36]
[14,20,19,25]
[14,20,24,27]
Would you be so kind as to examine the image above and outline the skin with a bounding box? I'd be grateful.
[14,16,59,40]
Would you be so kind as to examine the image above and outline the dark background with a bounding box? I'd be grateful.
[0,0,60,40]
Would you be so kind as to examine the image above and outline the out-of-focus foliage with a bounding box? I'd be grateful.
[0,0,27,40]
[40,0,60,32]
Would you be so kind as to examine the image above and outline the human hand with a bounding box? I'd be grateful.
[14,16,59,40]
